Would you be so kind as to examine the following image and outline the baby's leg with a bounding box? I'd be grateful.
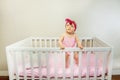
[66,53,70,68]
[74,52,79,65]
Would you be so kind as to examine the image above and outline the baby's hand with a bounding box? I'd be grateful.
[60,45,65,49]
[78,45,83,50]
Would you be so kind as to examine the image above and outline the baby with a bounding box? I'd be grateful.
[58,18,83,68]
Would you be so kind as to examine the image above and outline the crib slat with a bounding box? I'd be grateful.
[94,51,98,80]
[45,39,47,48]
[32,39,34,47]
[84,39,87,47]
[30,51,34,80]
[54,51,57,80]
[49,39,52,48]
[21,51,27,80]
[70,51,74,80]
[89,39,92,47]
[54,39,56,47]
[46,51,50,80]
[86,51,90,80]
[78,51,82,79]
[39,38,41,47]
[37,38,40,47]
[63,51,66,80]
[37,51,41,80]
[32,39,37,47]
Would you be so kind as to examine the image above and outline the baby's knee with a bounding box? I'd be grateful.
[74,55,78,60]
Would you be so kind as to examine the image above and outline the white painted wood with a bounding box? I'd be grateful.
[6,37,112,80]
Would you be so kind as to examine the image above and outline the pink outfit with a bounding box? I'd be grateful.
[62,36,76,55]
[62,36,76,47]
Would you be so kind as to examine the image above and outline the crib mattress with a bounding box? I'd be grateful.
[17,54,107,78]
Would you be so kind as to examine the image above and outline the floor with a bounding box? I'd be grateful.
[0,75,120,80]
[112,75,120,80]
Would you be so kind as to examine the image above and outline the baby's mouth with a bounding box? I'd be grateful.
[67,29,71,31]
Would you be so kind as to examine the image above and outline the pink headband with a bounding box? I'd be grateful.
[65,18,77,31]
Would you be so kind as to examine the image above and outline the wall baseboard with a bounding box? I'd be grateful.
[0,71,8,76]
[0,69,120,76]
[112,69,120,75]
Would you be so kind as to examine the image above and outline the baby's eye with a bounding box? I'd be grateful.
[71,25,74,28]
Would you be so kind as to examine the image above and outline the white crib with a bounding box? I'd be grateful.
[6,37,113,80]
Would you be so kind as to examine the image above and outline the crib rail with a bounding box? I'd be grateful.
[7,47,111,52]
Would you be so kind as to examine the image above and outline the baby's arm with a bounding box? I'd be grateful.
[58,33,65,49]
[75,34,83,49]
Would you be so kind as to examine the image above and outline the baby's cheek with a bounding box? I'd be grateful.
[72,29,75,32]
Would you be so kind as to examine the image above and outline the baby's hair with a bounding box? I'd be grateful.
[65,18,77,31]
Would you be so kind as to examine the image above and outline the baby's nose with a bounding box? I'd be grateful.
[68,26,71,28]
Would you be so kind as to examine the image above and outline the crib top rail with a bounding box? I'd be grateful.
[6,47,111,52]
[6,37,112,52]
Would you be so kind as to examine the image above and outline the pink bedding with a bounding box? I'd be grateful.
[17,53,108,77]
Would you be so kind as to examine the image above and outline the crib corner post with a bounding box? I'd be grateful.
[6,47,14,80]
[108,48,113,80]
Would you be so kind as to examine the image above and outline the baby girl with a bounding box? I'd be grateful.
[58,18,83,68]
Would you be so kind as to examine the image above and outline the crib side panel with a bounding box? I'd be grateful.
[6,37,112,80]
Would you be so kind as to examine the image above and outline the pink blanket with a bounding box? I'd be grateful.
[18,53,107,77]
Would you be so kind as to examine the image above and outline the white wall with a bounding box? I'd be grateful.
[0,0,120,75]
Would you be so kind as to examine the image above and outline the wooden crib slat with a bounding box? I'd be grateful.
[89,39,92,47]
[54,39,56,47]
[94,51,98,80]
[46,51,50,80]
[63,51,66,80]
[54,51,57,80]
[37,51,41,80]
[44,39,47,47]
[21,51,27,80]
[39,38,41,47]
[36,38,39,47]
[32,39,37,47]
[70,51,74,79]
[50,39,52,48]
[30,51,34,80]
[84,39,87,47]
[78,51,82,79]
[86,51,90,80]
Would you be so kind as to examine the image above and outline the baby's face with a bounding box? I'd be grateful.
[65,23,75,34]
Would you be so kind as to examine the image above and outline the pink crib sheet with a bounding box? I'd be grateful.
[17,53,108,78]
